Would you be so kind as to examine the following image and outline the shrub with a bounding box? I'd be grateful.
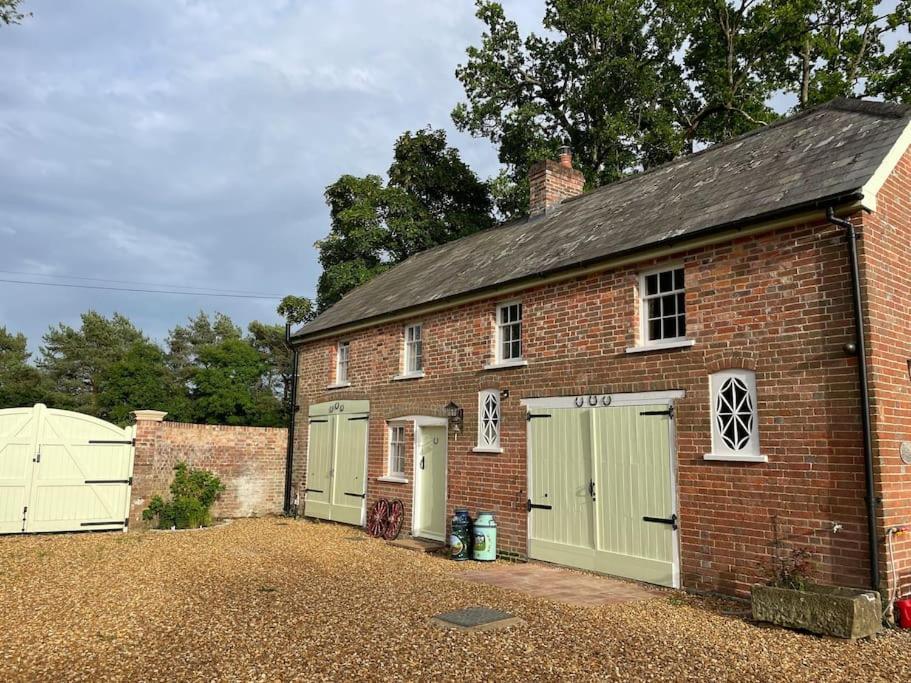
[142,462,225,529]
[765,546,815,591]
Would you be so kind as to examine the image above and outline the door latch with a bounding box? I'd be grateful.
[588,479,596,501]
[419,456,425,470]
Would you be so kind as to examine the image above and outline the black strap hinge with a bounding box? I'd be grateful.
[347,416,369,421]
[642,514,678,530]
[527,499,553,511]
[309,419,328,424]
[304,488,324,493]
[88,439,135,445]
[526,413,552,421]
[344,491,366,498]
[640,406,674,418]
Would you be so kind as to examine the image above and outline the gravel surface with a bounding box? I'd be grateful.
[0,517,909,681]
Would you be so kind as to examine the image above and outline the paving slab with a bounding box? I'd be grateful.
[459,562,660,606]
[387,537,445,554]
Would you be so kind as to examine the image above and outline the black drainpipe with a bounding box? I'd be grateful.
[826,206,880,590]
[283,323,300,515]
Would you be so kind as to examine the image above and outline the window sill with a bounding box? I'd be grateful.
[325,381,352,390]
[392,371,425,381]
[625,339,695,354]
[377,476,409,484]
[472,446,504,454]
[483,359,528,371]
[703,453,768,463]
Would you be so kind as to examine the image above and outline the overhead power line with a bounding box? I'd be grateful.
[0,278,283,300]
[0,269,284,298]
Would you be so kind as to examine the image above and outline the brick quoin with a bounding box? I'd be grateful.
[289,206,899,598]
[131,419,287,526]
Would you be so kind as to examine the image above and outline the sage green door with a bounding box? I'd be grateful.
[415,425,447,541]
[527,409,596,569]
[303,400,369,526]
[528,402,678,587]
[0,404,134,534]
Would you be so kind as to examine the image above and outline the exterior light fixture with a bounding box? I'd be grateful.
[500,388,510,400]
[444,401,463,433]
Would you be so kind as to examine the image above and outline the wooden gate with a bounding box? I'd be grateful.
[0,404,135,534]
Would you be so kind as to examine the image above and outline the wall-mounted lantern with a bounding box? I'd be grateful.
[500,388,510,400]
[444,401,463,433]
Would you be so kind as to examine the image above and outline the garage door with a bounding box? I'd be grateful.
[526,394,680,588]
[304,400,369,526]
[0,404,135,534]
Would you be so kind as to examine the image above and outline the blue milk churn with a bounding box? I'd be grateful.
[449,508,472,561]
[472,511,497,561]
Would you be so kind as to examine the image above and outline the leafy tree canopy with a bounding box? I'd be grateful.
[315,127,494,310]
[0,326,44,407]
[0,0,29,25]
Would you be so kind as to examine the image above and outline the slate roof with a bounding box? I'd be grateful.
[295,98,911,339]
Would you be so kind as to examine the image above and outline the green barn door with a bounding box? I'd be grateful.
[304,401,369,525]
[0,407,39,534]
[592,405,677,587]
[527,409,596,570]
[415,425,446,541]
[331,414,368,526]
[304,417,333,520]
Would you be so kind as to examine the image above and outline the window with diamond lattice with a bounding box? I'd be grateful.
[477,390,500,450]
[709,369,760,459]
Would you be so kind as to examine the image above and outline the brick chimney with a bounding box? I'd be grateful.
[528,145,585,216]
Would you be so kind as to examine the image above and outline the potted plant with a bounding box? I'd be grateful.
[751,545,882,639]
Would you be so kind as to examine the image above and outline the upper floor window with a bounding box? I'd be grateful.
[336,341,350,383]
[388,424,406,478]
[404,324,423,374]
[641,267,685,343]
[496,302,523,362]
[476,389,501,451]
[708,369,762,461]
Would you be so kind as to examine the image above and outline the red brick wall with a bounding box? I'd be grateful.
[529,158,585,215]
[861,143,911,597]
[291,215,873,597]
[131,420,287,526]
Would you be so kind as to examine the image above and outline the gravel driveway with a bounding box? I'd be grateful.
[0,517,908,681]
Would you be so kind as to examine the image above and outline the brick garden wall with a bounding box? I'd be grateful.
[861,145,911,597]
[131,418,287,526]
[291,212,875,598]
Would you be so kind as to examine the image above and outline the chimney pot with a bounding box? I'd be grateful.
[557,145,573,168]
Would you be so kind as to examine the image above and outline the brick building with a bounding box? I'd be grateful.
[288,99,911,598]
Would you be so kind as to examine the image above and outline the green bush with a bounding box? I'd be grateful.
[142,462,225,529]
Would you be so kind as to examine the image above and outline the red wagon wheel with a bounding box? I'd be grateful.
[383,499,405,540]
[366,498,389,538]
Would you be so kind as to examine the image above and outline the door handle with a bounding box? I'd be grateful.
[419,456,425,470]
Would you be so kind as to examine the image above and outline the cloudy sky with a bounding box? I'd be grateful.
[0,0,545,350]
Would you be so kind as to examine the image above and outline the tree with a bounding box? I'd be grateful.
[167,311,242,383]
[453,0,911,217]
[189,339,282,426]
[247,320,292,410]
[96,342,182,425]
[0,327,44,408]
[38,312,146,415]
[0,0,30,25]
[277,295,315,326]
[315,128,494,310]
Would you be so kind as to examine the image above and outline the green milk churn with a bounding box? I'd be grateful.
[472,511,497,561]
[449,508,472,561]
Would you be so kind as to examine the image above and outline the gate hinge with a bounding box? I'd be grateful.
[640,406,674,419]
[526,413,552,421]
[526,499,553,511]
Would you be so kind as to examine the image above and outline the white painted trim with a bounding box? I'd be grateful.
[521,390,685,410]
[377,476,409,484]
[638,263,686,346]
[703,453,769,463]
[391,371,425,381]
[325,381,351,390]
[626,339,695,354]
[483,359,529,371]
[471,446,503,454]
[860,118,911,212]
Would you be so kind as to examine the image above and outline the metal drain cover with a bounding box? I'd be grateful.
[431,607,522,632]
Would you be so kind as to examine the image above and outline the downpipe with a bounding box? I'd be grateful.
[826,206,880,591]
[283,323,300,516]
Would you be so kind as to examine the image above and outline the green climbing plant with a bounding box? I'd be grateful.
[142,462,225,529]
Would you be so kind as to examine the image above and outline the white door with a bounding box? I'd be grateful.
[414,424,447,541]
[0,405,135,534]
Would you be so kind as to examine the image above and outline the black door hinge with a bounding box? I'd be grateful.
[643,513,678,530]
[527,499,553,511]
[526,413,552,421]
[309,418,328,424]
[347,415,369,421]
[344,492,366,498]
[640,406,674,419]
[88,439,134,445]
[304,488,324,493]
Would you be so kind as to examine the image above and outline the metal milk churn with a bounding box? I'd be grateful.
[472,511,497,561]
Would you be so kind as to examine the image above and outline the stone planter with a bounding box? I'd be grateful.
[751,584,882,639]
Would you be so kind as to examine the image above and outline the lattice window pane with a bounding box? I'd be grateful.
[478,391,501,449]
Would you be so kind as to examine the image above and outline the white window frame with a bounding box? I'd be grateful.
[631,265,692,352]
[334,341,350,386]
[398,323,424,378]
[705,369,766,463]
[474,389,503,453]
[387,424,406,479]
[485,300,528,370]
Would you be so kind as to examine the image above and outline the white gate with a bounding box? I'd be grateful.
[0,404,135,534]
